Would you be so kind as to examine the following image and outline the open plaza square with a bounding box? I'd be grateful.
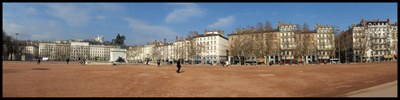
[2,61,397,97]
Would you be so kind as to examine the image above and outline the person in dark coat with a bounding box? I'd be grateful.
[176,59,181,73]
[157,59,161,67]
[67,58,70,64]
[37,58,41,65]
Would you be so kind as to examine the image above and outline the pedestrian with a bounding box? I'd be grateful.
[37,58,41,65]
[157,59,161,67]
[67,58,70,64]
[176,59,181,73]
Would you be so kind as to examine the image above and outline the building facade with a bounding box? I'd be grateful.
[193,30,229,64]
[89,45,116,61]
[316,24,335,62]
[278,23,297,62]
[38,42,70,61]
[70,42,89,61]
[339,19,397,62]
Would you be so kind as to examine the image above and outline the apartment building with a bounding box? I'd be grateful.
[89,45,117,61]
[173,39,190,61]
[70,42,89,61]
[193,30,228,64]
[340,19,397,62]
[278,22,297,62]
[38,42,70,61]
[390,22,398,60]
[316,24,335,62]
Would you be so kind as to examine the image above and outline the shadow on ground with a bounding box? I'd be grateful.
[32,68,50,70]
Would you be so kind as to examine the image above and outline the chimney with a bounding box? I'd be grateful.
[387,18,390,22]
[164,38,166,43]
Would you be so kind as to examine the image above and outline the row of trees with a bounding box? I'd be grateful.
[3,31,25,61]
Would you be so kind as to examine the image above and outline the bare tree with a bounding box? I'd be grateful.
[229,34,247,65]
[264,32,279,65]
[152,42,162,61]
[303,23,309,32]
[327,26,336,61]
[265,21,273,31]
[186,32,198,64]
[253,33,265,65]
[257,22,264,32]
[3,31,25,61]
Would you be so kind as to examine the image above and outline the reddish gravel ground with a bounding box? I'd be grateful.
[2,61,397,97]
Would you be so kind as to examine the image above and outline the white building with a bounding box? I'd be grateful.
[89,45,116,61]
[278,23,297,62]
[341,19,397,62]
[70,42,89,61]
[39,42,70,61]
[94,35,104,44]
[173,39,190,61]
[193,30,228,64]
[22,45,39,61]
[363,19,394,61]
[316,24,335,61]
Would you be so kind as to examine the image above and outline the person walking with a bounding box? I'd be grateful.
[37,58,41,65]
[176,59,181,73]
[67,58,70,64]
[157,59,161,67]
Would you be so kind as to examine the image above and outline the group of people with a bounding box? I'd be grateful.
[146,59,181,73]
[221,60,230,67]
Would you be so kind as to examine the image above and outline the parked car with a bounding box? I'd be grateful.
[245,60,257,65]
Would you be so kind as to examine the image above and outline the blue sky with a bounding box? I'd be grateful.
[3,3,397,45]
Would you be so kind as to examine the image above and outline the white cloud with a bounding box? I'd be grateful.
[123,17,179,44]
[45,3,124,27]
[3,3,126,41]
[165,3,205,23]
[3,19,66,41]
[208,15,235,28]
[46,4,91,27]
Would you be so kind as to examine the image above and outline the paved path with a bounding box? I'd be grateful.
[345,81,397,97]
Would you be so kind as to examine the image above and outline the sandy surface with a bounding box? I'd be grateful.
[2,61,398,97]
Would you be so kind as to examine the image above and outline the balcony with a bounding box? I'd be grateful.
[372,48,389,51]
[371,35,388,39]
[353,35,365,38]
[281,35,295,38]
[371,42,390,45]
